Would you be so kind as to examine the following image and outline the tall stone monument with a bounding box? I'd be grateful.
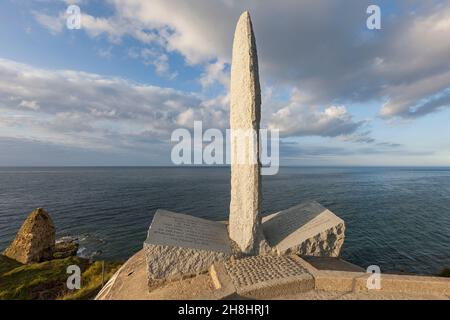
[229,11,267,255]
[141,10,346,291]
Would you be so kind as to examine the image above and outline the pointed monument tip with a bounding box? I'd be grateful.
[235,10,253,34]
[240,10,251,20]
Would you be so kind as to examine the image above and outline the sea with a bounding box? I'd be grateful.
[0,166,449,275]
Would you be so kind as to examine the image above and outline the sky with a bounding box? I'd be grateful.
[0,0,450,166]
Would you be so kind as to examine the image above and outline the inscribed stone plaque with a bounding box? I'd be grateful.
[144,209,232,287]
[262,201,345,257]
[145,209,231,254]
[222,255,314,298]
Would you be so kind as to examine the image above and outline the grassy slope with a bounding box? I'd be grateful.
[439,268,450,277]
[0,255,121,300]
[61,260,122,300]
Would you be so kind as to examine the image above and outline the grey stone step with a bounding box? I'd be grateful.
[210,255,314,299]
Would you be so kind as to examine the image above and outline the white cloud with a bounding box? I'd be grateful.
[0,58,226,150]
[32,0,450,120]
[380,69,450,118]
[33,11,65,35]
[19,100,40,111]
[176,108,195,126]
[26,0,450,158]
[268,89,363,137]
[128,48,177,79]
[80,14,129,43]
[200,60,229,89]
[0,57,364,156]
[96,46,113,59]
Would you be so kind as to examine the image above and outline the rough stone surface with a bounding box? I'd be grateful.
[53,240,79,259]
[3,208,55,264]
[146,210,231,253]
[225,255,308,287]
[96,249,450,300]
[262,201,345,257]
[96,249,219,300]
[144,244,230,287]
[223,255,314,298]
[144,210,232,287]
[229,10,267,255]
[208,263,238,299]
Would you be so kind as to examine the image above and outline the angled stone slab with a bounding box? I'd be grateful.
[144,209,232,288]
[262,201,345,257]
[221,255,314,299]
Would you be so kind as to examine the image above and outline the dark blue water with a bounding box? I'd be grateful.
[0,167,449,275]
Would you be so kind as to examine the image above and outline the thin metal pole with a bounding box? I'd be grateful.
[101,260,105,287]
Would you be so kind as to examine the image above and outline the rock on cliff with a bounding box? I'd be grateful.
[3,208,56,264]
[53,240,79,259]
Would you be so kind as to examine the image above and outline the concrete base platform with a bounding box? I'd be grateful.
[96,250,450,300]
[302,256,365,272]
[295,256,450,297]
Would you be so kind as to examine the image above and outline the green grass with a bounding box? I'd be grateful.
[61,260,122,300]
[0,255,121,300]
[0,255,22,275]
[438,268,450,278]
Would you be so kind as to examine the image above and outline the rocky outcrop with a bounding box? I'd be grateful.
[53,240,79,259]
[3,208,56,264]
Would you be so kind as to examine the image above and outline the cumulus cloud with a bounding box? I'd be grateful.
[33,11,65,35]
[380,71,450,118]
[33,0,450,120]
[200,60,229,90]
[18,0,450,166]
[0,58,227,151]
[128,48,177,79]
[0,56,369,161]
[268,89,363,137]
[19,100,40,111]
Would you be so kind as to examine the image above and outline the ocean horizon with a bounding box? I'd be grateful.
[1,166,449,276]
